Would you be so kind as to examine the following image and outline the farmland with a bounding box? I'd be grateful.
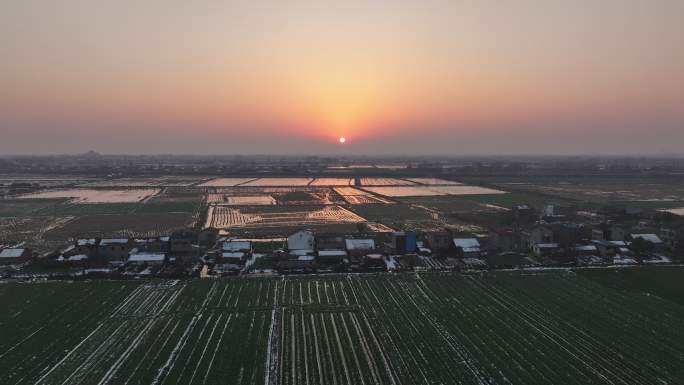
[310,178,354,186]
[207,194,276,205]
[205,205,366,230]
[362,185,506,197]
[243,178,314,187]
[197,178,257,187]
[3,268,684,385]
[79,177,207,187]
[19,189,160,203]
[359,178,415,186]
[406,178,462,185]
[333,187,394,205]
[45,212,197,240]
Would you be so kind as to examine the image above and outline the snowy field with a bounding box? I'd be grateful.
[19,189,160,203]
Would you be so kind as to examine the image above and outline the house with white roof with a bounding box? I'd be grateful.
[628,233,666,253]
[345,238,375,251]
[0,248,32,265]
[222,240,252,252]
[221,251,246,265]
[287,230,314,253]
[127,252,166,265]
[453,238,481,258]
[75,238,99,258]
[317,249,347,264]
[98,238,133,261]
[629,234,663,244]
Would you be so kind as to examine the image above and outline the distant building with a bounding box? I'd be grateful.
[532,243,561,258]
[127,252,166,265]
[345,238,376,254]
[141,236,170,253]
[522,225,553,249]
[592,240,630,257]
[220,252,245,264]
[628,233,665,253]
[629,233,663,244]
[513,205,535,223]
[592,224,626,242]
[317,250,347,264]
[488,228,518,252]
[288,230,315,252]
[316,235,346,251]
[75,238,99,258]
[574,244,598,256]
[98,239,132,262]
[0,248,32,265]
[222,240,252,252]
[426,231,452,253]
[391,231,417,254]
[453,238,482,258]
[660,225,684,250]
[362,254,386,270]
[278,255,316,271]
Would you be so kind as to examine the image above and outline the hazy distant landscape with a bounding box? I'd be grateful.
[3,0,684,383]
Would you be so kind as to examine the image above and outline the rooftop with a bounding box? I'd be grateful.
[0,248,26,258]
[453,238,481,252]
[100,238,129,245]
[222,241,251,251]
[128,252,165,262]
[345,239,375,250]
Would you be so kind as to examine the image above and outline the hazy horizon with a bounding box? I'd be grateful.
[2,1,683,155]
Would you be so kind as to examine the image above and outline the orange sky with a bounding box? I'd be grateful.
[1,0,683,154]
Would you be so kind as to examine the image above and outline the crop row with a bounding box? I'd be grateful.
[3,271,684,385]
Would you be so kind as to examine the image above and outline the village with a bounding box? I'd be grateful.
[2,198,682,279]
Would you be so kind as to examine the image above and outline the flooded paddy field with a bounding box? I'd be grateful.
[18,189,160,203]
[78,176,208,187]
[362,185,506,197]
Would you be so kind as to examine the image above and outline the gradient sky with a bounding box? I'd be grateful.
[1,0,683,155]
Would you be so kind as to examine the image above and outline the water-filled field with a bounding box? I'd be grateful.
[363,185,506,197]
[19,189,160,203]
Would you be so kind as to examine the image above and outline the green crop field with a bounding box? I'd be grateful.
[2,268,684,385]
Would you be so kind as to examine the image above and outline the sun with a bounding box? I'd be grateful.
[339,137,346,144]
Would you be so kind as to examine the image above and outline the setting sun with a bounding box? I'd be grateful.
[339,137,346,144]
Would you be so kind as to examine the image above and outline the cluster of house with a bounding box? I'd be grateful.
[37,229,220,276]
[3,202,681,277]
[206,230,419,275]
[485,204,677,267]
